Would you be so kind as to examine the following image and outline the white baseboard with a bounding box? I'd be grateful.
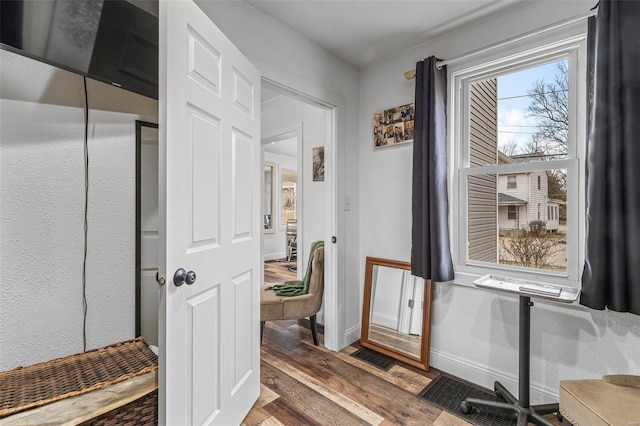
[344,324,360,346]
[429,348,559,404]
[370,312,399,330]
[264,252,286,261]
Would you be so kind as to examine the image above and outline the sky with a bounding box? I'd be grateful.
[496,59,567,153]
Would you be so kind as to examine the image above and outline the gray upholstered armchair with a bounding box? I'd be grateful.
[260,245,324,345]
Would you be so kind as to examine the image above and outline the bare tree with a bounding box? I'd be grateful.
[499,224,563,269]
[499,139,521,158]
[521,62,569,213]
[526,61,569,160]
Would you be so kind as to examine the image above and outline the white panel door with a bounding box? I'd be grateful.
[159,1,261,424]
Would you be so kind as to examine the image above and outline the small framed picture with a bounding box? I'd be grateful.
[312,147,324,181]
[373,103,414,148]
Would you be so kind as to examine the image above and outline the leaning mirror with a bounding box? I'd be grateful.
[361,257,432,370]
[263,161,276,233]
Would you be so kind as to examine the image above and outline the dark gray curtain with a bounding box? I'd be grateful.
[581,0,640,314]
[411,56,454,282]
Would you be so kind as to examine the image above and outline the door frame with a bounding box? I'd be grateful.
[135,120,159,338]
[260,78,339,349]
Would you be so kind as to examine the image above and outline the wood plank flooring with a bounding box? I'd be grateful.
[245,319,465,426]
[252,262,561,426]
[264,260,297,284]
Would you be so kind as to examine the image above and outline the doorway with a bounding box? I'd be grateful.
[135,121,159,346]
[260,82,335,334]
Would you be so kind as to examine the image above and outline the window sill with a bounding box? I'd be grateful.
[443,270,587,311]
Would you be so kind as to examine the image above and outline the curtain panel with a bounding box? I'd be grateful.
[581,0,640,314]
[411,57,454,282]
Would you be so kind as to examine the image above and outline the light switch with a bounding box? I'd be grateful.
[344,196,351,211]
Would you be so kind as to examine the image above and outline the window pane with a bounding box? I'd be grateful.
[469,59,569,166]
[468,168,567,272]
[468,173,497,263]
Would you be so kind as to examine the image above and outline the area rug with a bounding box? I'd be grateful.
[417,375,516,426]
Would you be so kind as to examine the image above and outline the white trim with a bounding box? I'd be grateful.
[430,348,559,404]
[448,30,587,290]
[263,252,286,262]
[436,9,596,69]
[371,313,400,330]
[325,106,341,351]
[260,79,342,352]
[344,324,360,347]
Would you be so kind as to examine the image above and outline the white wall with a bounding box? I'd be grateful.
[262,96,326,279]
[197,0,361,348]
[0,50,158,370]
[359,1,640,402]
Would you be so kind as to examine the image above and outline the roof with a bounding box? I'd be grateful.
[498,193,528,205]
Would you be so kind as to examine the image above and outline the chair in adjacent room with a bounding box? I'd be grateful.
[260,242,324,345]
[286,219,297,262]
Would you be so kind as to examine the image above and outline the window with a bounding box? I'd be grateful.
[451,34,586,287]
[281,170,297,226]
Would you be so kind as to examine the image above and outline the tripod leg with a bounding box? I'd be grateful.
[532,403,559,415]
[494,381,518,404]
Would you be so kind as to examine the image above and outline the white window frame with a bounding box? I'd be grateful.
[448,32,587,289]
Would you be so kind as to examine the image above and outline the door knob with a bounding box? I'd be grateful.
[174,268,197,286]
[155,272,166,286]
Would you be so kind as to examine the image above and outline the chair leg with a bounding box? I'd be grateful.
[310,315,319,345]
[260,321,265,345]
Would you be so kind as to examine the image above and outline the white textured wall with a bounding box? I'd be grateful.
[198,0,361,348]
[0,50,157,370]
[359,1,640,402]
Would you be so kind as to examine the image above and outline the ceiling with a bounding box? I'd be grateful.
[264,136,298,157]
[244,0,529,69]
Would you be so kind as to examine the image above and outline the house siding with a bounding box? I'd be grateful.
[468,78,498,263]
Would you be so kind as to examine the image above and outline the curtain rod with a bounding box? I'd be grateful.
[403,8,597,80]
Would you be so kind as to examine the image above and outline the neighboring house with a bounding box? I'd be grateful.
[497,153,560,232]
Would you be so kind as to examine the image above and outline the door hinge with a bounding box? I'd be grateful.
[332,236,337,243]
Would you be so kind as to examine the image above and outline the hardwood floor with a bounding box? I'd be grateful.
[254,264,562,425]
[264,259,297,284]
[368,323,422,358]
[244,319,467,426]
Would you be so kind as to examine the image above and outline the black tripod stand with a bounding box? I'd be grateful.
[459,296,559,426]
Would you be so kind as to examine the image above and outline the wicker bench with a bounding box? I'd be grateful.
[0,338,158,425]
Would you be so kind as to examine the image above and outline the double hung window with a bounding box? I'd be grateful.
[449,34,586,287]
